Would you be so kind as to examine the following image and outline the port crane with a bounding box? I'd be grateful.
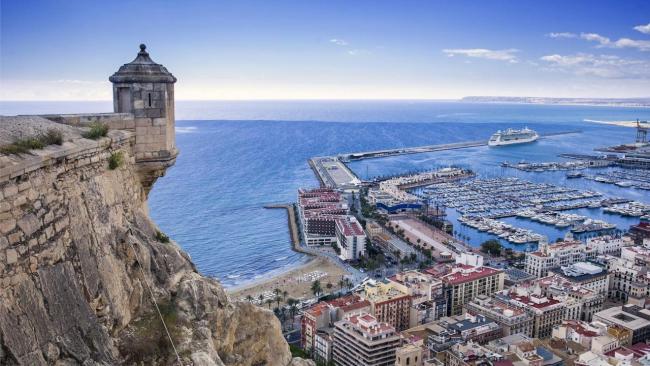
[637,119,649,144]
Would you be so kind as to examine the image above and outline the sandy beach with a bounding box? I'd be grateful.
[227,256,350,305]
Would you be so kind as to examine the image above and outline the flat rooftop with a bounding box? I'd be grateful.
[594,306,650,330]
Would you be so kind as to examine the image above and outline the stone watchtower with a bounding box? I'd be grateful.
[109,44,178,191]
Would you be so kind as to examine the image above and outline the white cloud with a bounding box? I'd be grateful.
[580,32,650,51]
[442,48,519,63]
[329,38,348,46]
[347,49,370,56]
[547,32,577,38]
[540,53,650,78]
[634,22,650,34]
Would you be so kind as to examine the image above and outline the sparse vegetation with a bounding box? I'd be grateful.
[118,300,187,364]
[108,151,124,170]
[0,128,64,155]
[155,230,170,243]
[82,122,109,140]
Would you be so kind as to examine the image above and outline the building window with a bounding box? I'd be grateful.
[148,93,152,107]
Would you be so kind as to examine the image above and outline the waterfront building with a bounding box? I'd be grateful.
[524,239,588,278]
[593,305,650,344]
[359,279,412,331]
[586,235,631,256]
[300,294,370,355]
[298,188,348,246]
[332,313,401,366]
[465,294,534,337]
[629,221,650,244]
[335,216,366,261]
[440,264,504,316]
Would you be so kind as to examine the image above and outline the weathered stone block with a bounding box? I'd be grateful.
[17,214,40,237]
[0,218,16,234]
[3,185,18,198]
[6,248,17,264]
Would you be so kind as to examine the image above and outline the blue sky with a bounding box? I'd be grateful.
[1,0,649,100]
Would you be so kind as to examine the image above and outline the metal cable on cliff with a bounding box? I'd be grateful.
[125,231,182,365]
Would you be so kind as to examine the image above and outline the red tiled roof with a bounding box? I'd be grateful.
[441,266,502,285]
[335,217,365,236]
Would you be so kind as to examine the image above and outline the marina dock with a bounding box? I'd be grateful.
[338,130,581,162]
[309,130,581,190]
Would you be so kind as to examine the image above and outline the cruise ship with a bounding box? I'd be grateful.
[488,127,539,147]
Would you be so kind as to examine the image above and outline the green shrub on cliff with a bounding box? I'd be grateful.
[108,151,124,170]
[0,128,64,155]
[155,230,170,243]
[82,122,109,140]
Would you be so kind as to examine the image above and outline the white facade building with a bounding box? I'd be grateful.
[335,216,366,261]
[525,240,587,278]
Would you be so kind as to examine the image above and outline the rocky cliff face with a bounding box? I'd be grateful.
[0,116,312,366]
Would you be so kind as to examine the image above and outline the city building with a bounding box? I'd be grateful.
[360,279,413,331]
[551,320,604,349]
[499,287,570,338]
[604,246,650,303]
[524,240,588,278]
[629,221,650,244]
[593,305,650,344]
[440,264,504,316]
[300,294,371,355]
[388,270,448,326]
[465,294,534,337]
[586,235,631,256]
[335,216,367,260]
[298,188,348,246]
[438,313,503,344]
[332,313,401,366]
[395,343,424,366]
[548,261,609,296]
[442,341,504,366]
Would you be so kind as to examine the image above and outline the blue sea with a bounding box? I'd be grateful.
[2,100,649,288]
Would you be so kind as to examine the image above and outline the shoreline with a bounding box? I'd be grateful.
[225,255,316,293]
[226,255,351,302]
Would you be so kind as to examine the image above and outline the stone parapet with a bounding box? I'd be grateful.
[40,113,135,131]
[0,130,134,183]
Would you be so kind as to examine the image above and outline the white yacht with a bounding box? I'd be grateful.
[488,127,539,147]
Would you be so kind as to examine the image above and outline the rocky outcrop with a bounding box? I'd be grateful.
[0,116,312,365]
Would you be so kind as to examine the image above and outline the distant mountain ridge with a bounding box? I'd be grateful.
[461,96,650,107]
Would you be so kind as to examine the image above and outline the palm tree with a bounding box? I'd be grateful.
[338,278,346,291]
[273,288,282,299]
[245,295,254,303]
[289,303,299,329]
[274,295,282,309]
[311,280,322,297]
[265,299,273,309]
[258,294,264,305]
[326,282,333,293]
[282,290,289,303]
